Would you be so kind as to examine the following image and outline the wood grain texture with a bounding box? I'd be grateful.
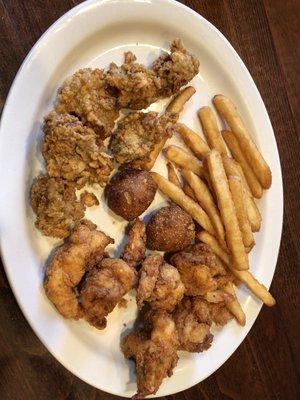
[0,1,299,399]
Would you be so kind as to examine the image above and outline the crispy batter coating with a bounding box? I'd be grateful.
[137,255,185,312]
[146,205,195,252]
[170,241,234,296]
[80,258,137,329]
[44,222,113,319]
[80,191,99,207]
[173,297,213,352]
[55,68,119,138]
[121,219,146,269]
[152,39,199,97]
[170,252,217,296]
[106,52,161,110]
[121,310,179,399]
[43,111,114,188]
[31,174,85,238]
[110,111,177,165]
[106,40,199,111]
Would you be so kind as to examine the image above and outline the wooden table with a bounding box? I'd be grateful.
[0,1,299,399]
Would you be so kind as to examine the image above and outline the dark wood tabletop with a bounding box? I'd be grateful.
[0,0,299,399]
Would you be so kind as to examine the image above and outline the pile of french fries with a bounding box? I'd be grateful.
[150,93,275,326]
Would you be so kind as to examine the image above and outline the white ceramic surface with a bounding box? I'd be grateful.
[0,0,283,397]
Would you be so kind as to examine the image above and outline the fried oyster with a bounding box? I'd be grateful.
[106,39,199,111]
[152,39,200,97]
[55,68,119,138]
[106,51,161,110]
[110,111,177,165]
[43,111,114,188]
[31,174,85,238]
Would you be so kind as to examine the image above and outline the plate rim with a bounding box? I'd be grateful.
[0,0,283,397]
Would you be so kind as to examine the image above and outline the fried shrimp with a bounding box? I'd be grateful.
[55,68,119,138]
[43,111,114,188]
[44,222,113,319]
[121,219,147,269]
[173,297,213,352]
[137,255,185,312]
[121,310,179,398]
[80,258,137,329]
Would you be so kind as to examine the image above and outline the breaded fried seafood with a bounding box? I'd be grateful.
[44,221,113,319]
[80,258,137,329]
[43,111,114,188]
[173,296,213,352]
[121,219,147,269]
[31,174,85,238]
[55,68,119,138]
[121,310,179,399]
[152,39,199,97]
[110,111,177,165]
[106,51,161,110]
[137,254,185,312]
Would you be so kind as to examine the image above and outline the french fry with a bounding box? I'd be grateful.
[222,130,263,199]
[197,231,275,306]
[197,231,230,265]
[176,123,210,160]
[236,270,276,306]
[166,86,196,113]
[150,172,216,236]
[182,169,225,244]
[206,150,249,270]
[222,156,262,232]
[166,162,181,188]
[223,282,246,326]
[228,175,255,248]
[182,182,197,201]
[198,106,228,155]
[213,95,272,189]
[164,145,204,177]
[138,88,196,171]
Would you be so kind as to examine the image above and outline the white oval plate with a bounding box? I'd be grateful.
[0,0,283,397]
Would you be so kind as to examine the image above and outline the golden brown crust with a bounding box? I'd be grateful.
[137,255,185,312]
[43,111,114,188]
[121,310,179,398]
[31,174,85,238]
[80,191,99,207]
[110,111,177,165]
[152,39,200,97]
[55,68,119,138]
[44,222,113,319]
[146,205,195,252]
[80,258,137,329]
[121,219,147,269]
[106,51,161,110]
[105,169,157,221]
[173,297,213,352]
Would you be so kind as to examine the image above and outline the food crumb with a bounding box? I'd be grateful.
[118,298,128,309]
[80,191,99,207]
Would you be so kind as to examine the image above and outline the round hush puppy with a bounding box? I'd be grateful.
[146,205,195,252]
[105,168,157,221]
